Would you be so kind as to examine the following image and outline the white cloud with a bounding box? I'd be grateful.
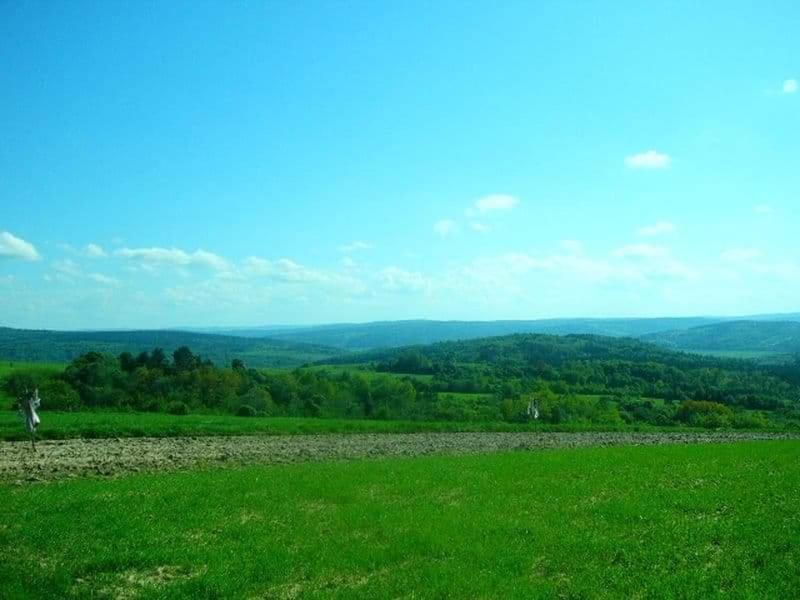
[467,194,519,216]
[380,266,431,293]
[0,231,41,261]
[638,221,676,237]
[624,150,671,169]
[84,243,107,258]
[721,248,763,262]
[753,204,773,215]
[88,273,120,286]
[53,258,82,277]
[116,246,230,271]
[783,79,798,94]
[243,256,327,283]
[560,240,584,254]
[613,244,669,258]
[434,219,458,236]
[273,258,326,283]
[470,221,489,233]
[338,241,373,253]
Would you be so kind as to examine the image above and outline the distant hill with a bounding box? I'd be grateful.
[316,332,800,412]
[642,320,800,355]
[322,331,755,372]
[0,328,345,368]
[203,317,724,350]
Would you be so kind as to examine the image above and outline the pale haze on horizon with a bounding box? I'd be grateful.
[1,2,798,330]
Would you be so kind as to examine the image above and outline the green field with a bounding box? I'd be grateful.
[1,441,798,598]
[0,410,671,442]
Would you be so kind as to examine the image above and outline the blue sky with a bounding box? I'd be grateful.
[1,1,798,329]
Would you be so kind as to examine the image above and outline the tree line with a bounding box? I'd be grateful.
[2,335,799,429]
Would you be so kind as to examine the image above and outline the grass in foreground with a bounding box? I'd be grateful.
[1,441,799,598]
[0,410,691,441]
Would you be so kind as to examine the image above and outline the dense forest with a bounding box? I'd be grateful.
[3,333,799,429]
[642,320,800,354]
[202,315,800,350]
[0,327,342,367]
[213,317,723,349]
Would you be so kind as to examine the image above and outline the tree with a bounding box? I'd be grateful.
[149,348,168,371]
[173,346,197,372]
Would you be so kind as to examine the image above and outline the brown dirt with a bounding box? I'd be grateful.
[1,431,797,484]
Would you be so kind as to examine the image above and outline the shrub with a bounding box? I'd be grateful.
[732,411,768,429]
[236,404,257,417]
[676,400,732,428]
[38,379,81,411]
[166,400,189,415]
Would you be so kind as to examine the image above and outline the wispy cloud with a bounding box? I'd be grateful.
[625,150,670,169]
[721,248,763,262]
[84,243,107,258]
[338,241,373,253]
[783,79,798,94]
[469,221,489,233]
[116,247,230,271]
[380,266,431,293]
[0,231,41,261]
[560,240,584,254]
[637,221,676,237]
[613,244,668,258]
[468,194,519,215]
[434,219,458,236]
[88,272,120,286]
[242,256,330,284]
[53,258,82,277]
[753,204,773,215]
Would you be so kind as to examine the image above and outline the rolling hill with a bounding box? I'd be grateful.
[192,314,800,351]
[642,320,800,356]
[0,327,345,368]
[198,317,722,350]
[319,331,758,372]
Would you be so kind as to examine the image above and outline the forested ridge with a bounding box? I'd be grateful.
[642,320,800,353]
[0,327,342,367]
[3,333,799,429]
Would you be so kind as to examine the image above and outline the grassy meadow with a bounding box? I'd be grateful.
[1,441,798,598]
[0,410,672,442]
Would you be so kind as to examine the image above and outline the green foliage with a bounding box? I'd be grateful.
[328,333,800,414]
[236,404,257,417]
[643,319,800,354]
[166,401,189,416]
[0,327,344,368]
[732,411,769,429]
[4,331,800,429]
[37,378,81,411]
[0,363,65,409]
[676,400,734,428]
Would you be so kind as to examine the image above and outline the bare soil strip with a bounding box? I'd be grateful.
[1,431,797,483]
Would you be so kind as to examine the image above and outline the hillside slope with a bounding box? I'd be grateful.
[0,327,344,368]
[642,320,800,354]
[324,332,755,371]
[233,317,721,350]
